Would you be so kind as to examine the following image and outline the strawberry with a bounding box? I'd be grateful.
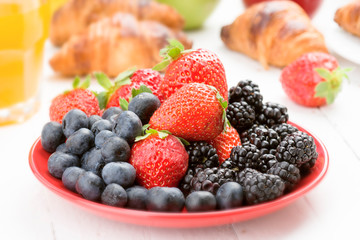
[280,52,351,107]
[149,83,228,141]
[49,77,101,123]
[207,125,241,164]
[129,129,188,189]
[154,39,228,102]
[96,68,164,109]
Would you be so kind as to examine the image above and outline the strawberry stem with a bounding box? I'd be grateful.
[134,128,189,146]
[209,85,230,132]
[153,39,191,71]
[314,67,351,104]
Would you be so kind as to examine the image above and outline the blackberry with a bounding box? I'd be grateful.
[258,153,278,173]
[240,125,281,155]
[223,143,261,172]
[238,168,285,205]
[179,167,203,196]
[256,102,289,127]
[276,131,318,168]
[186,142,219,169]
[272,123,299,140]
[267,161,301,191]
[180,142,220,196]
[299,155,318,175]
[189,167,238,195]
[226,101,256,132]
[229,80,263,111]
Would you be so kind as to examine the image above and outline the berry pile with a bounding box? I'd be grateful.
[41,40,319,213]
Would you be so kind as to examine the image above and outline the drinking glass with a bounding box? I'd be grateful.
[0,0,50,125]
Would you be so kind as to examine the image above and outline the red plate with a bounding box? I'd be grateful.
[29,122,328,228]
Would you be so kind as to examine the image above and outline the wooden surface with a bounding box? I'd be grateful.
[1,0,359,239]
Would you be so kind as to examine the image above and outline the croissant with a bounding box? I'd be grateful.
[221,1,328,69]
[50,0,185,46]
[334,1,360,37]
[49,13,192,77]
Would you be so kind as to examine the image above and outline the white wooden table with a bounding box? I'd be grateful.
[1,0,359,239]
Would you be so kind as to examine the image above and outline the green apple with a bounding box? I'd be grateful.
[156,0,220,30]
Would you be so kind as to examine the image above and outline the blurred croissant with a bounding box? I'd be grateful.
[50,0,185,46]
[334,1,360,37]
[49,13,192,77]
[221,1,328,69]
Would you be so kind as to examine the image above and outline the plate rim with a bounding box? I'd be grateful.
[28,121,329,228]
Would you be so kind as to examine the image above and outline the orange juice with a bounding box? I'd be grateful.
[50,0,67,14]
[0,0,50,124]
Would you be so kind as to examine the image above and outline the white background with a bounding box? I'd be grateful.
[1,0,360,239]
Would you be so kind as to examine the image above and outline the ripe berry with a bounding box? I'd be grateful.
[90,119,112,136]
[113,111,142,145]
[41,121,65,153]
[94,130,116,148]
[65,128,94,155]
[101,183,127,207]
[216,182,244,210]
[146,187,185,212]
[48,152,79,179]
[62,166,85,192]
[62,109,89,138]
[229,80,263,112]
[80,148,105,176]
[185,191,217,212]
[102,107,122,120]
[128,92,161,125]
[102,162,136,188]
[88,115,102,129]
[76,171,105,201]
[126,186,148,210]
[100,136,130,163]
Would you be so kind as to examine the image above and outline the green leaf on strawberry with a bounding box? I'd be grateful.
[131,85,153,98]
[211,86,231,132]
[153,39,192,71]
[119,98,129,111]
[135,128,189,146]
[314,67,351,104]
[118,84,153,111]
[72,76,81,89]
[96,91,109,110]
[95,69,136,109]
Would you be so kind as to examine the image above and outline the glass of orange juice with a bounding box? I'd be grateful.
[50,0,67,15]
[0,0,50,125]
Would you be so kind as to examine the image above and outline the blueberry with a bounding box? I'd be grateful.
[128,92,161,125]
[94,130,116,148]
[81,148,105,176]
[62,166,85,192]
[48,152,79,179]
[113,111,142,145]
[65,128,94,155]
[185,191,217,212]
[62,109,89,138]
[108,113,119,125]
[102,107,122,120]
[146,187,185,212]
[55,143,68,153]
[88,115,102,129]
[101,162,136,188]
[91,119,112,136]
[101,136,130,163]
[126,186,148,210]
[101,183,127,207]
[216,182,244,210]
[41,121,66,153]
[76,171,105,201]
